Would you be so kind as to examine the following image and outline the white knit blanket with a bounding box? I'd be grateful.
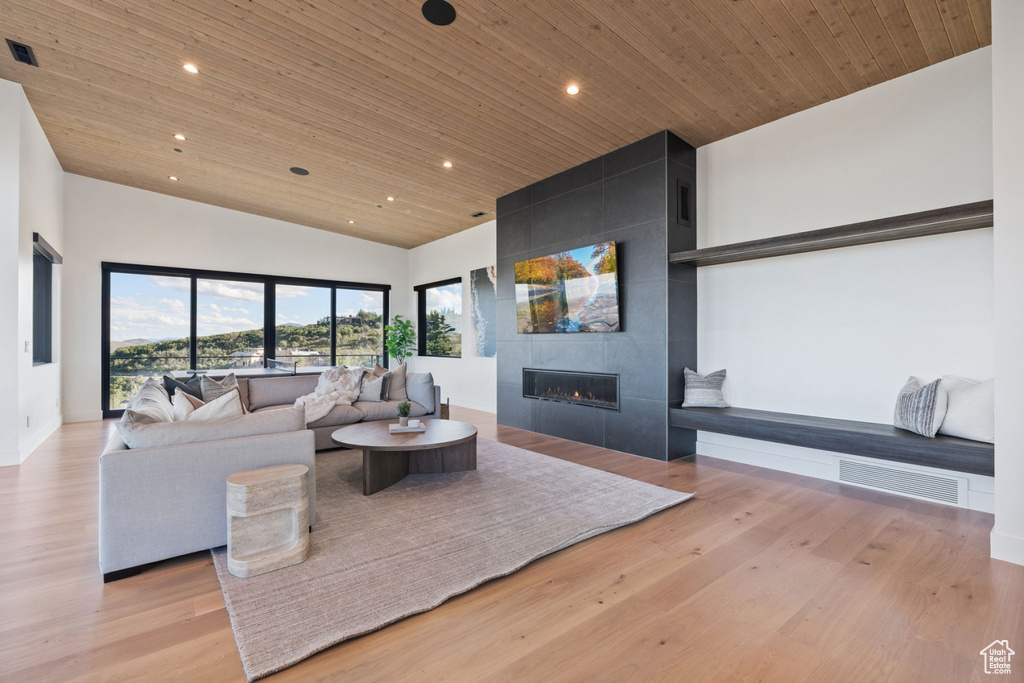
[294,366,366,425]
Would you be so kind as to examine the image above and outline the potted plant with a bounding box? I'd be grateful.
[396,400,412,427]
[384,315,416,367]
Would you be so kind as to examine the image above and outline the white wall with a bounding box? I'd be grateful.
[408,220,497,412]
[61,175,411,422]
[991,0,1024,565]
[0,79,64,466]
[695,49,994,507]
[0,81,22,465]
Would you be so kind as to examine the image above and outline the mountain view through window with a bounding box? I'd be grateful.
[106,269,387,411]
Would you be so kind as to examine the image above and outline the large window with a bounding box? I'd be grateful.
[107,272,191,410]
[415,278,462,358]
[32,233,61,366]
[196,278,265,370]
[336,288,385,367]
[102,263,389,415]
[275,284,331,368]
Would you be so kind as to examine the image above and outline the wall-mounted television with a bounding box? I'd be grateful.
[514,241,620,334]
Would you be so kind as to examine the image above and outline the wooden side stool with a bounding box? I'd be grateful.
[226,464,310,578]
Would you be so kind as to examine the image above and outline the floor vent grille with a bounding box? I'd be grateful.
[836,458,965,506]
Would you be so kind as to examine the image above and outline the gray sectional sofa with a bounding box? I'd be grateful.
[238,373,441,450]
[99,370,440,581]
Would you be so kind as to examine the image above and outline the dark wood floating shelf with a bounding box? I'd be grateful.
[669,406,993,476]
[668,200,994,266]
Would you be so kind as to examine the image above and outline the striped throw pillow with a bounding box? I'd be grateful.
[682,368,730,408]
[893,376,948,438]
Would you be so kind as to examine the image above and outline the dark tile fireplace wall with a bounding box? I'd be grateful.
[495,131,698,461]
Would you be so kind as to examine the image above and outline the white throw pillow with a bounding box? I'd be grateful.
[186,387,246,422]
[172,388,200,421]
[938,376,994,443]
[358,371,389,402]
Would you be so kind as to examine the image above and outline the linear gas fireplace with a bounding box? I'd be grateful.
[523,368,619,411]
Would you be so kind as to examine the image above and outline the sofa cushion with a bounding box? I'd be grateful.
[248,375,320,411]
[353,399,428,422]
[406,372,434,413]
[115,405,305,450]
[256,402,363,428]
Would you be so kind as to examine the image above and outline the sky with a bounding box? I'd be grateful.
[426,283,462,321]
[109,273,384,341]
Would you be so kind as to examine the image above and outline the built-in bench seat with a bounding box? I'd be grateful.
[669,406,994,476]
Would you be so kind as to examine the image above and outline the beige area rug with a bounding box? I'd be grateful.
[212,437,693,681]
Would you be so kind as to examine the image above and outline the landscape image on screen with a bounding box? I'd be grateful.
[514,241,619,334]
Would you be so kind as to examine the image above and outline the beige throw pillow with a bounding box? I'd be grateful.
[186,387,246,422]
[386,362,408,401]
[201,373,239,402]
[123,378,175,424]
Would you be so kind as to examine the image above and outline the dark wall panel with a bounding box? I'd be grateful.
[496,131,697,460]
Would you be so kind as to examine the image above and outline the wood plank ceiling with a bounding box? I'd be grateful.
[0,0,990,248]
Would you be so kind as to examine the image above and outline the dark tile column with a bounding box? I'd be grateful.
[496,131,697,460]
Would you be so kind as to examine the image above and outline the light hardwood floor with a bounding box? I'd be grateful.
[1,408,1021,682]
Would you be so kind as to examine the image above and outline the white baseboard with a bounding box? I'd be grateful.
[449,398,496,414]
[18,414,64,462]
[697,439,835,481]
[1,414,64,467]
[64,410,104,423]
[991,530,1024,567]
[697,434,994,512]
[969,490,995,514]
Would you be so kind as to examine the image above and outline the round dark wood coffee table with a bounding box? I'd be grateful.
[331,419,478,495]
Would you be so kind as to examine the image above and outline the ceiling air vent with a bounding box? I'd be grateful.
[470,211,486,218]
[6,39,38,67]
[835,457,966,507]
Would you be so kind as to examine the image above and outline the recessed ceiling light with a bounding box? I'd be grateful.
[442,161,453,168]
[174,133,186,141]
[183,63,199,74]
[566,84,580,95]
[168,176,178,181]
[290,167,309,176]
[386,196,395,202]
[348,220,355,224]
[422,0,456,26]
